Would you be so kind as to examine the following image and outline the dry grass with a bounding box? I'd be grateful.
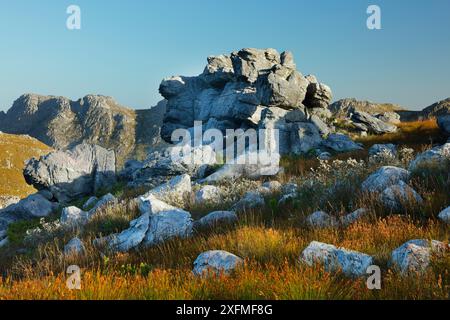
[0,133,52,198]
[0,119,449,300]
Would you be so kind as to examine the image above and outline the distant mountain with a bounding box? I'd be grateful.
[396,98,450,121]
[0,132,52,204]
[0,94,166,166]
[329,98,405,119]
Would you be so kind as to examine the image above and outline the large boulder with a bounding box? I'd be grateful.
[409,143,450,172]
[391,239,449,275]
[361,166,410,193]
[193,250,244,276]
[300,241,373,277]
[23,143,116,203]
[321,133,363,153]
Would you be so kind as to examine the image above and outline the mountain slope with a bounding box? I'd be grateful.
[0,132,52,202]
[0,94,166,167]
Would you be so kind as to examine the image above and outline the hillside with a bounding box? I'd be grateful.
[0,94,166,167]
[329,98,405,118]
[0,132,52,202]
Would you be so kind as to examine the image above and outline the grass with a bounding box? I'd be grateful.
[0,132,52,199]
[0,119,449,300]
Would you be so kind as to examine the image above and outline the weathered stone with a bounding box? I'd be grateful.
[321,133,363,152]
[300,241,373,277]
[369,144,397,158]
[361,166,410,193]
[60,206,89,225]
[232,191,265,212]
[381,181,423,211]
[194,211,238,229]
[437,115,450,135]
[438,206,450,224]
[195,185,222,205]
[376,112,401,124]
[290,123,323,155]
[409,143,450,172]
[351,110,398,134]
[193,250,243,276]
[391,239,449,274]
[141,174,192,204]
[23,143,116,203]
[340,208,368,227]
[108,213,150,252]
[64,237,85,256]
[306,211,338,228]
[82,196,99,210]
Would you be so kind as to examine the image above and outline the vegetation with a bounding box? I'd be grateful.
[0,120,449,300]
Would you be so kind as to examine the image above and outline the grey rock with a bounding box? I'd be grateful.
[60,206,89,225]
[23,143,116,203]
[232,191,265,212]
[194,211,238,229]
[329,98,404,120]
[310,115,330,136]
[438,206,450,224]
[368,144,397,158]
[304,81,333,109]
[64,237,85,256]
[193,250,244,276]
[409,143,450,172]
[88,193,117,216]
[108,213,150,252]
[376,112,401,124]
[437,115,450,134]
[351,110,398,134]
[195,185,222,205]
[82,196,99,210]
[138,194,179,215]
[300,241,373,277]
[306,211,338,228]
[140,174,191,204]
[391,239,449,275]
[381,181,423,211]
[290,123,323,155]
[361,166,410,193]
[322,133,363,152]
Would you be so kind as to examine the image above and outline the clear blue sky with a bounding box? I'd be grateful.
[0,0,449,111]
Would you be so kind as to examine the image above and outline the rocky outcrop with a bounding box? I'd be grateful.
[350,110,398,134]
[0,94,167,166]
[159,48,334,156]
[23,143,116,203]
[329,98,404,120]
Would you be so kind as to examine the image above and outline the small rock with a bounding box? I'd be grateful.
[438,206,450,224]
[369,144,397,158]
[300,241,373,277]
[60,206,89,225]
[195,185,222,205]
[232,191,265,212]
[381,181,423,211]
[193,250,244,276]
[194,211,238,229]
[361,166,410,193]
[64,237,85,256]
[306,211,338,228]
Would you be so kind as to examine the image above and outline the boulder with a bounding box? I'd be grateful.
[376,112,401,124]
[195,185,222,205]
[350,110,398,134]
[381,181,423,211]
[194,211,238,229]
[108,213,150,252]
[141,174,192,204]
[64,237,85,256]
[290,123,323,155]
[306,211,338,229]
[259,180,282,195]
[0,193,57,218]
[409,143,450,172]
[232,191,265,212]
[139,194,179,215]
[60,206,89,226]
[82,196,99,210]
[193,250,244,276]
[438,206,450,224]
[143,208,193,246]
[88,193,117,216]
[321,134,363,152]
[437,115,450,134]
[368,144,397,158]
[300,241,373,277]
[391,239,449,274]
[361,166,410,193]
[23,143,116,203]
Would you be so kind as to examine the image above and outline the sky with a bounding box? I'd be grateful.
[0,0,449,111]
